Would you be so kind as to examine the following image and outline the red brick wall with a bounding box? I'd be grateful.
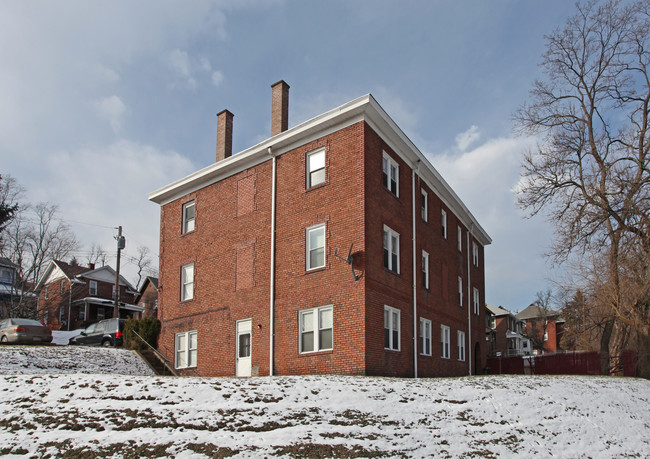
[362,125,486,377]
[158,161,273,376]
[157,120,487,378]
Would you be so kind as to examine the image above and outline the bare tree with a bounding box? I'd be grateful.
[86,243,107,267]
[1,200,78,318]
[133,245,154,290]
[515,0,650,376]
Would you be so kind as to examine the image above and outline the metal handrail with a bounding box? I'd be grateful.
[129,329,178,376]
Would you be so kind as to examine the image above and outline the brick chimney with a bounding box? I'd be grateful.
[216,109,234,162]
[271,80,289,136]
[88,263,95,270]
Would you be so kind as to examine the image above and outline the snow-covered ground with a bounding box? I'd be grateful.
[0,346,648,458]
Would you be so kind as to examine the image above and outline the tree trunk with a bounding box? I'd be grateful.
[600,319,614,375]
[636,329,650,379]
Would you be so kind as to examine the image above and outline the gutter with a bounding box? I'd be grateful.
[268,146,277,376]
[411,164,419,378]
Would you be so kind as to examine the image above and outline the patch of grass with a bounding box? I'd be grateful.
[185,443,240,457]
[273,443,398,458]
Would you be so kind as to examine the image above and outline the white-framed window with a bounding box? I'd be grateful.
[60,280,65,295]
[182,201,195,234]
[441,325,450,359]
[44,286,49,300]
[112,285,116,299]
[79,307,85,321]
[420,318,432,356]
[306,224,326,271]
[89,280,97,296]
[472,242,479,267]
[457,226,462,252]
[473,287,480,315]
[458,276,463,307]
[544,331,548,341]
[441,209,447,239]
[421,189,428,221]
[458,330,466,361]
[422,250,429,289]
[175,330,198,369]
[299,305,333,353]
[382,151,399,196]
[384,305,400,351]
[383,225,400,274]
[306,148,326,188]
[181,263,194,301]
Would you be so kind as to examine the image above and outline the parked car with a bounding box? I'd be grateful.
[68,318,126,347]
[0,318,53,344]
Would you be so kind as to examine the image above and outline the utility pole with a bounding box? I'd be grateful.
[113,226,125,319]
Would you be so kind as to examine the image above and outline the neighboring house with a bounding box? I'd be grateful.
[486,304,530,357]
[517,304,565,354]
[0,257,18,317]
[0,257,37,318]
[135,276,158,318]
[35,260,143,330]
[149,81,492,377]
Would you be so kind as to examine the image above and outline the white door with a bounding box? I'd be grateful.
[236,319,252,377]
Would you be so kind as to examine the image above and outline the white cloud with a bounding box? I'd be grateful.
[211,70,224,88]
[455,125,480,151]
[166,49,220,91]
[427,133,556,309]
[26,141,196,284]
[94,95,127,133]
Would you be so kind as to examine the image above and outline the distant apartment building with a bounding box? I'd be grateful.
[149,82,491,377]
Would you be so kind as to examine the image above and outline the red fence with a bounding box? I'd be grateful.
[487,351,637,376]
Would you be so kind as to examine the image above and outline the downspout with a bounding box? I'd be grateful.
[268,146,277,376]
[466,226,473,375]
[412,163,419,378]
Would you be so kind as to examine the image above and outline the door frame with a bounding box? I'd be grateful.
[235,318,252,377]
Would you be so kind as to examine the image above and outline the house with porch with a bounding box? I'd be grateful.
[486,304,530,357]
[35,260,143,330]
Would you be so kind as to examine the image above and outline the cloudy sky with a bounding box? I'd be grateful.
[0,0,578,310]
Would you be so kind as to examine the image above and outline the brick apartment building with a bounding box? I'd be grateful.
[149,81,491,377]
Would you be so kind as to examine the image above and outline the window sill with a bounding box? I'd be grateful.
[180,230,196,238]
[384,348,401,352]
[383,268,401,278]
[306,182,326,193]
[305,266,327,275]
[299,349,333,356]
[383,186,400,200]
[180,298,195,305]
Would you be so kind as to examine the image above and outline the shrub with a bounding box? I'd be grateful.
[124,317,161,350]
